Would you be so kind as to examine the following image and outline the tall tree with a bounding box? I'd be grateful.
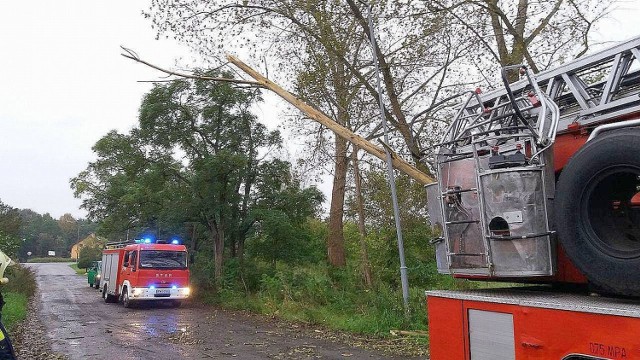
[0,200,22,258]
[291,6,370,267]
[429,0,613,81]
[146,0,465,268]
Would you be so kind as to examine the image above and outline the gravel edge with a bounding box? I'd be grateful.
[12,289,67,360]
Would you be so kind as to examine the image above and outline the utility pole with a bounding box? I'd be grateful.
[365,4,410,316]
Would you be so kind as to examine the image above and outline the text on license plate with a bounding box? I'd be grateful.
[156,288,170,295]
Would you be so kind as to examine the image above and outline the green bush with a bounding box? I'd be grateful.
[189,250,217,291]
[4,265,36,298]
[68,263,85,275]
[77,246,102,269]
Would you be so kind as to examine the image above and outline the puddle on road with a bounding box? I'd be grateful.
[124,314,201,346]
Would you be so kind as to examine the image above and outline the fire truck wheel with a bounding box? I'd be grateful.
[122,289,132,308]
[103,285,117,303]
[556,128,640,296]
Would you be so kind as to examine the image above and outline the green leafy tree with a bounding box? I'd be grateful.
[0,200,21,237]
[0,200,22,259]
[77,245,103,269]
[248,160,324,265]
[146,1,465,269]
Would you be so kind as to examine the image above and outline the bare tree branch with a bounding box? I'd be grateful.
[120,46,264,87]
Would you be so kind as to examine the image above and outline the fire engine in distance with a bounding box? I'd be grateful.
[99,237,190,308]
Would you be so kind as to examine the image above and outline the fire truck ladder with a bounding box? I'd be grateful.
[431,36,640,277]
[480,36,640,133]
[104,240,133,249]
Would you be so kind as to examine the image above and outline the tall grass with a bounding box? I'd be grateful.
[2,265,36,332]
[2,293,28,332]
[201,261,481,337]
[192,220,500,339]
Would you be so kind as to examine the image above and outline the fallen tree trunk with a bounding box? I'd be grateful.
[226,54,435,186]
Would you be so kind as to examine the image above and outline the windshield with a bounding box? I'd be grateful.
[139,250,188,269]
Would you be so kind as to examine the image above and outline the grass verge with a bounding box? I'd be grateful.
[2,265,36,332]
[68,263,85,275]
[2,292,28,332]
[26,257,73,263]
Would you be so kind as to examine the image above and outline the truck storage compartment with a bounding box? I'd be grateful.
[480,169,554,276]
[426,287,640,360]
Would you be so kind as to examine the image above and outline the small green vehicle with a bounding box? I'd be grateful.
[87,261,102,289]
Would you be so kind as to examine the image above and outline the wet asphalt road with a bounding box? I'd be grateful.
[25,263,420,360]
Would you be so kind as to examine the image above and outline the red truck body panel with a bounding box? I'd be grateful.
[427,288,640,360]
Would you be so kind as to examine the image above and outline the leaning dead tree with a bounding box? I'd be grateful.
[121,48,435,186]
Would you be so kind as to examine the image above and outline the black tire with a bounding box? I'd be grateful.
[122,288,133,308]
[103,285,117,303]
[556,128,640,296]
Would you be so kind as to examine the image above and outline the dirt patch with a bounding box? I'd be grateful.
[12,288,67,360]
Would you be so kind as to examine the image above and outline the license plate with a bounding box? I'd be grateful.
[155,288,170,295]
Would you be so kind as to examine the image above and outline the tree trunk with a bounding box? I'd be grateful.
[352,148,373,288]
[189,222,197,265]
[327,134,349,267]
[210,219,224,282]
[326,55,352,268]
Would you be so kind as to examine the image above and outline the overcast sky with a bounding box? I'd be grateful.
[1,2,639,219]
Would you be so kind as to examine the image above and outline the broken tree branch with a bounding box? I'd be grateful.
[226,53,435,185]
[120,46,264,87]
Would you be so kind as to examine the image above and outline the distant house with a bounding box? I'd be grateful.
[70,233,106,260]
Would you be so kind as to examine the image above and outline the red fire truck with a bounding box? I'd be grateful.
[99,238,191,308]
[424,36,640,359]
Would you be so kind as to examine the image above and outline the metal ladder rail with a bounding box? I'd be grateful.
[446,96,538,146]
[459,37,640,131]
[447,65,552,149]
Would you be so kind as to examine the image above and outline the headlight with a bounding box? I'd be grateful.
[96,274,101,279]
[183,287,190,296]
[132,288,142,296]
